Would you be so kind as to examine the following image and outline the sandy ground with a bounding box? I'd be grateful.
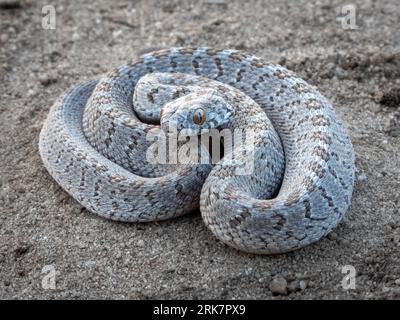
[1,0,400,299]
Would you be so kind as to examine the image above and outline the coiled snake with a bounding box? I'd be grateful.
[39,48,355,254]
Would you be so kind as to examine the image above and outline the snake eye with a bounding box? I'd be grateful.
[193,108,206,125]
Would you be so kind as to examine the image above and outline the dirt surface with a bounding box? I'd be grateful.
[1,0,400,299]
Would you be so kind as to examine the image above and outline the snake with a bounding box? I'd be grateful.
[39,47,355,254]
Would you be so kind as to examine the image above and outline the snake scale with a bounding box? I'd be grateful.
[39,47,355,254]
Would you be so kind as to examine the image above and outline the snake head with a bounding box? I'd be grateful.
[160,90,234,136]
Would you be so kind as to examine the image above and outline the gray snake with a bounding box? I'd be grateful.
[39,47,355,254]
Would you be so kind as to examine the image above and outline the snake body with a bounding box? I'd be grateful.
[39,47,355,254]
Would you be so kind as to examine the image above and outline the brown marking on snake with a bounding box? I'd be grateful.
[205,48,219,56]
[175,183,183,193]
[79,172,85,187]
[145,190,155,202]
[169,59,177,69]
[288,116,310,131]
[229,52,247,62]
[318,186,335,207]
[192,59,200,75]
[304,199,312,218]
[312,146,330,162]
[285,191,301,206]
[274,70,289,79]
[251,59,264,69]
[150,50,170,58]
[76,152,87,161]
[338,176,349,190]
[123,119,138,129]
[217,84,230,94]
[107,127,115,138]
[91,161,107,172]
[108,69,120,79]
[328,166,338,179]
[331,151,339,161]
[104,109,124,120]
[311,115,331,126]
[129,58,144,67]
[257,75,266,83]
[95,81,112,93]
[112,202,119,209]
[96,96,112,105]
[93,181,101,197]
[302,176,316,192]
[129,180,145,190]
[179,48,196,55]
[236,69,245,82]
[306,99,323,110]
[309,161,326,179]
[214,57,224,77]
[288,110,296,120]
[229,209,251,228]
[154,179,168,188]
[276,84,288,96]
[172,88,183,100]
[253,201,273,210]
[310,131,332,145]
[293,83,308,93]
[272,214,286,231]
[108,175,126,183]
[147,88,159,104]
[127,140,137,150]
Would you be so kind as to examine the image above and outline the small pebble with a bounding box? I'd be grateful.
[382,286,391,293]
[137,239,145,247]
[38,72,57,86]
[38,74,50,85]
[395,279,400,286]
[288,280,307,293]
[269,276,288,296]
[27,89,36,97]
[72,32,80,42]
[112,30,123,39]
[0,33,9,43]
[327,232,338,240]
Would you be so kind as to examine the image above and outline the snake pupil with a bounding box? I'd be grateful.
[193,108,206,125]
